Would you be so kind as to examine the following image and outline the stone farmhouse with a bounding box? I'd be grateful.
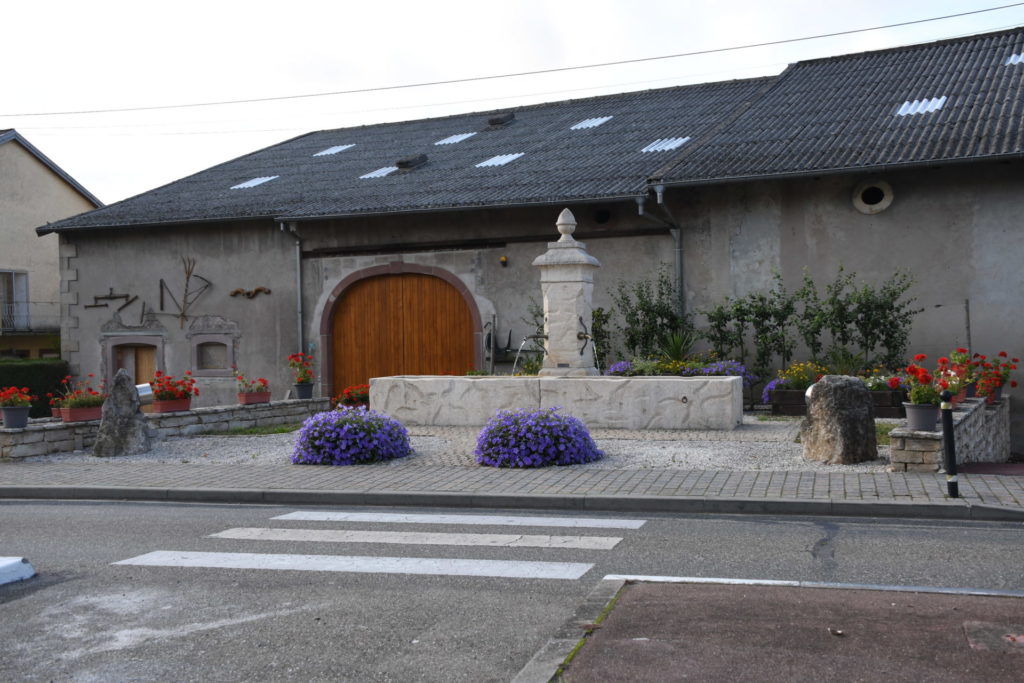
[38,27,1024,447]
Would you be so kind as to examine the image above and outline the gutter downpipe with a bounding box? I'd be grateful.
[643,185,685,318]
[280,221,304,353]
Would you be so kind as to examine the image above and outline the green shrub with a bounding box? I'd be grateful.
[0,359,69,417]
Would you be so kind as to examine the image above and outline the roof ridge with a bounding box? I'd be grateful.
[792,24,1024,68]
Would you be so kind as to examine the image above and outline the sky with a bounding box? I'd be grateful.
[5,0,1024,205]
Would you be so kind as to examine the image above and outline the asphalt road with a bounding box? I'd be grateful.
[2,501,1023,681]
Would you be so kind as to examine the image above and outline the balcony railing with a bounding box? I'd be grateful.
[1,301,61,333]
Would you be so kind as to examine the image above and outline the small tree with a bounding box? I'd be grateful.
[611,266,689,357]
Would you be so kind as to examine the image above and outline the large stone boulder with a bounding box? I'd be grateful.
[800,375,877,465]
[93,369,151,457]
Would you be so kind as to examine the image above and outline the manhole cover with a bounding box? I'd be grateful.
[963,621,1024,652]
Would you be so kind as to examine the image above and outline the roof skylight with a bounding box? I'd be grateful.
[314,144,355,156]
[640,137,690,153]
[475,153,525,168]
[896,96,947,116]
[571,116,613,130]
[230,176,278,189]
[1006,53,1024,65]
[435,132,477,145]
[360,166,399,179]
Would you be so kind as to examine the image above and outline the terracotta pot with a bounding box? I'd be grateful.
[238,392,271,405]
[61,406,103,422]
[293,383,314,400]
[151,398,192,413]
[903,402,939,431]
[1,406,31,429]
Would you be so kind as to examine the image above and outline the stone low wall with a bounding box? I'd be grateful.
[0,399,330,460]
[371,375,743,430]
[889,397,1010,472]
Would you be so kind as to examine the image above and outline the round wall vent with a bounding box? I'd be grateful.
[852,179,893,214]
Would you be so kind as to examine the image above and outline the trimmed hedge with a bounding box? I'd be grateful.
[0,359,69,418]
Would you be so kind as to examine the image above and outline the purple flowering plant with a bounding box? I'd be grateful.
[604,360,633,376]
[475,407,603,468]
[761,377,789,404]
[677,359,758,387]
[291,406,411,465]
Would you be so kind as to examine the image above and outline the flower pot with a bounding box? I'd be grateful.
[151,398,192,413]
[1,406,31,429]
[238,391,271,405]
[903,402,939,431]
[61,406,103,422]
[964,381,977,398]
[293,383,314,400]
[985,384,1004,404]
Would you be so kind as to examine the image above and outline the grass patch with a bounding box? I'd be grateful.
[875,422,897,446]
[200,423,302,436]
[757,414,800,422]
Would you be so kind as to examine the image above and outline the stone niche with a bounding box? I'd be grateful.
[371,375,743,430]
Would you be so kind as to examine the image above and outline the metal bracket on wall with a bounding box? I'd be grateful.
[84,287,134,309]
[159,257,212,328]
[229,287,272,299]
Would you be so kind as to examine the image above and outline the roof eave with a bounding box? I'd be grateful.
[649,152,1024,189]
[1,130,104,208]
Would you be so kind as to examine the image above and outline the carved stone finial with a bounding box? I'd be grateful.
[556,208,577,242]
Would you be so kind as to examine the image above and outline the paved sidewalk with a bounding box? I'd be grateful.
[3,418,1024,519]
[3,441,1024,520]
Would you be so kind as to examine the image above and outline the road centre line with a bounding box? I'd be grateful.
[273,511,646,529]
[114,551,593,580]
[211,527,622,550]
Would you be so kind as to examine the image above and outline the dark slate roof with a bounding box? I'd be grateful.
[39,78,769,233]
[39,25,1024,234]
[1,129,103,208]
[655,26,1024,185]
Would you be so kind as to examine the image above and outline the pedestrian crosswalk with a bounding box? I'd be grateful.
[113,510,647,581]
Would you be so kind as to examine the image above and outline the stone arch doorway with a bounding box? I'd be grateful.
[324,264,480,396]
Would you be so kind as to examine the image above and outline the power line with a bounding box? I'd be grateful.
[3,2,1023,118]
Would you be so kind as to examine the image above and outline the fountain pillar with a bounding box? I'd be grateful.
[532,208,601,377]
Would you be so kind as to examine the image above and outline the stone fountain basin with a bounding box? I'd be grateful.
[371,375,743,430]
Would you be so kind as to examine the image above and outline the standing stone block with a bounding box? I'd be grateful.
[93,369,151,457]
[801,375,877,465]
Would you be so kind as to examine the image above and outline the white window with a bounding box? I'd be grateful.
[0,271,29,331]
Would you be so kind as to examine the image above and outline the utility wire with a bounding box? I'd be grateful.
[3,2,1023,118]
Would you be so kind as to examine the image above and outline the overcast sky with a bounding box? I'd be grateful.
[5,0,1024,205]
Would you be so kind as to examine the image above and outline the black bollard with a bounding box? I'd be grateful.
[940,390,959,498]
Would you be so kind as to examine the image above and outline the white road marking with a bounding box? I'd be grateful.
[604,574,800,586]
[603,575,1024,597]
[211,527,622,550]
[273,511,646,529]
[114,551,593,580]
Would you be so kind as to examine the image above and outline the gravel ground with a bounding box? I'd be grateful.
[22,415,892,472]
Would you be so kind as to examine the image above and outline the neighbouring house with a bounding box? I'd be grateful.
[1,130,102,359]
[38,27,1024,449]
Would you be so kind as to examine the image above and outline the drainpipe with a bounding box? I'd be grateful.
[638,186,685,317]
[280,221,304,352]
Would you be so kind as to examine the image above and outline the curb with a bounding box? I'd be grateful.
[0,556,35,586]
[2,485,1024,521]
[511,577,625,683]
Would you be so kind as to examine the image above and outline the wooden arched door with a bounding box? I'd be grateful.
[332,273,475,392]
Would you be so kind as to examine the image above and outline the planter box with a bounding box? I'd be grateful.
[61,406,103,422]
[151,399,192,413]
[238,392,271,405]
[771,389,907,418]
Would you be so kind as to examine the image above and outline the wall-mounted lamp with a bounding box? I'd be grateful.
[499,255,508,267]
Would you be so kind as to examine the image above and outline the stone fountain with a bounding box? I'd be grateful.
[372,209,742,430]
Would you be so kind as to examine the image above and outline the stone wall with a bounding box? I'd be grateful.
[0,399,329,460]
[372,375,743,430]
[889,398,1010,472]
